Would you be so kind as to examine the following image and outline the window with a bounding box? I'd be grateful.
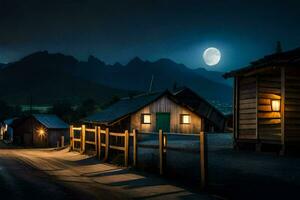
[271,100,280,111]
[180,114,191,124]
[141,114,151,124]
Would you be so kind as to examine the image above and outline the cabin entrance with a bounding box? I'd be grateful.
[156,112,170,132]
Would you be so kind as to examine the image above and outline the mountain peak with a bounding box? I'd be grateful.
[128,57,144,65]
[88,55,105,65]
[155,58,176,65]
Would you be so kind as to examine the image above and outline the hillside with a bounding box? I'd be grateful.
[0,52,128,105]
[0,51,233,105]
[75,56,233,103]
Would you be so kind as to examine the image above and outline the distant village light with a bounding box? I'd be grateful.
[271,100,281,112]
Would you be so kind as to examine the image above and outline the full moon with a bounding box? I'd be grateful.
[203,47,221,66]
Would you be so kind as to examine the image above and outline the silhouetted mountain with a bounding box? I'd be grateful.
[76,57,233,103]
[193,67,232,86]
[0,51,128,104]
[1,51,232,105]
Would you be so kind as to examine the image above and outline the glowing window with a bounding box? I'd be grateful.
[271,100,281,111]
[141,114,151,124]
[180,114,191,124]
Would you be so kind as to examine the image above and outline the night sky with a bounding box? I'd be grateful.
[1,0,300,71]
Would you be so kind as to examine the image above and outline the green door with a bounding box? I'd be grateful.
[156,112,171,132]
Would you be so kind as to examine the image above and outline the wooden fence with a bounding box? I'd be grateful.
[69,125,207,189]
[70,125,136,167]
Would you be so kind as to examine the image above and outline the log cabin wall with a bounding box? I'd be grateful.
[257,69,282,143]
[130,96,202,134]
[285,67,300,144]
[238,76,257,140]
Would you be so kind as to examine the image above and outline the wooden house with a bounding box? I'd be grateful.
[224,48,300,153]
[83,87,225,133]
[12,114,69,147]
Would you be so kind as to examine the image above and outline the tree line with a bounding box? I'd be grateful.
[0,96,120,123]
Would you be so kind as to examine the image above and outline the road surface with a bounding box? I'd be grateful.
[0,147,210,200]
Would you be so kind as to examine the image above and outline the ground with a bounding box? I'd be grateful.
[0,146,210,200]
[1,134,300,200]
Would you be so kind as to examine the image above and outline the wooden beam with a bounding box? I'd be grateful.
[200,131,207,190]
[104,128,109,161]
[235,77,240,141]
[61,136,64,147]
[133,129,137,167]
[124,130,129,167]
[94,126,97,152]
[69,125,74,151]
[81,125,86,154]
[256,75,259,140]
[159,129,164,175]
[97,126,101,160]
[280,67,286,155]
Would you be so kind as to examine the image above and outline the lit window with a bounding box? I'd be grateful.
[142,114,151,124]
[271,100,281,111]
[180,114,191,124]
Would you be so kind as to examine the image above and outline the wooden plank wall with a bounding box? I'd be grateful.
[257,69,281,142]
[130,96,202,134]
[285,67,300,143]
[238,76,257,139]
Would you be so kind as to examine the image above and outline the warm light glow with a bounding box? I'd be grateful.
[38,129,45,136]
[181,114,191,124]
[142,114,151,124]
[272,100,281,111]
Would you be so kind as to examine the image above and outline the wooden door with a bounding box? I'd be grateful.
[156,112,170,132]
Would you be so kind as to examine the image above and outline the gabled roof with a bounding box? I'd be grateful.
[84,87,226,130]
[83,91,169,124]
[223,47,300,78]
[173,87,225,130]
[32,114,68,129]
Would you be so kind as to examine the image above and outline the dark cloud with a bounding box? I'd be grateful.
[1,0,300,70]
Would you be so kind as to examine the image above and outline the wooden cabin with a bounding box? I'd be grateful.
[12,114,69,147]
[224,48,300,153]
[83,87,226,133]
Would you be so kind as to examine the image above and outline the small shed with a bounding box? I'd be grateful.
[13,114,69,147]
[224,47,300,153]
[83,87,225,133]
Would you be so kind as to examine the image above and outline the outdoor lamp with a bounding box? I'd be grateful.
[38,129,45,136]
[271,100,280,111]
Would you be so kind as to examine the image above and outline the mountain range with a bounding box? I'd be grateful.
[0,51,232,105]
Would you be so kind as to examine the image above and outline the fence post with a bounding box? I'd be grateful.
[200,131,207,190]
[159,129,165,175]
[104,128,109,161]
[125,130,129,167]
[94,126,97,152]
[97,126,101,160]
[61,136,64,147]
[69,125,74,151]
[81,125,86,154]
[133,129,137,167]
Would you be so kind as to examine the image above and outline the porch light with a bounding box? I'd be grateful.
[271,100,281,112]
[38,129,45,136]
[180,114,191,124]
[142,114,151,124]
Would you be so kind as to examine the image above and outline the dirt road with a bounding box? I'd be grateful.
[0,148,210,200]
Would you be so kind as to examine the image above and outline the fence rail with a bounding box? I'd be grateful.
[69,125,206,189]
[70,125,136,167]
